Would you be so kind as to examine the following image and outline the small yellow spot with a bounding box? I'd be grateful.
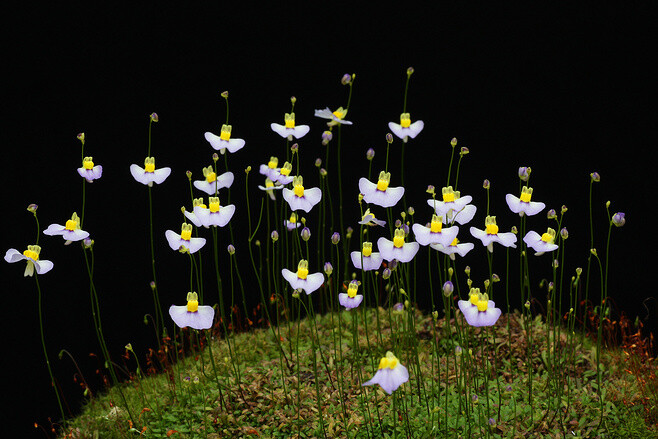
[144,157,156,173]
[376,171,391,191]
[267,156,278,169]
[209,197,220,213]
[82,157,94,170]
[450,237,459,246]
[284,113,295,129]
[430,215,443,233]
[362,242,373,257]
[296,260,309,280]
[400,113,411,128]
[393,229,405,248]
[220,124,232,141]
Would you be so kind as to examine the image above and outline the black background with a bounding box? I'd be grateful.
[3,3,653,437]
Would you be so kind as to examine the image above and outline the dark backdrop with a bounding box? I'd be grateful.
[3,3,653,437]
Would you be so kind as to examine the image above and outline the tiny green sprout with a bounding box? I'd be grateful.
[245,165,252,174]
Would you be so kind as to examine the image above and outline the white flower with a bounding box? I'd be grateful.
[314,107,353,126]
[204,124,245,154]
[523,228,559,256]
[469,215,517,253]
[359,171,405,208]
[362,351,409,394]
[505,186,545,216]
[130,157,171,187]
[388,113,424,143]
[4,245,54,277]
[43,212,89,245]
[271,112,310,140]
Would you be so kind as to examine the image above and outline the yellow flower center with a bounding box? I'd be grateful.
[519,186,533,203]
[362,242,373,257]
[332,108,346,120]
[186,300,199,313]
[280,162,292,176]
[82,157,94,170]
[220,124,232,141]
[376,171,391,192]
[378,352,399,369]
[294,184,305,198]
[347,281,359,298]
[469,289,489,311]
[393,229,405,248]
[450,237,459,246]
[430,215,443,233]
[267,157,278,169]
[297,267,308,280]
[541,228,556,244]
[486,224,499,234]
[442,186,458,203]
[65,219,77,231]
[209,197,220,213]
[206,171,217,183]
[145,163,155,173]
[400,113,411,128]
[23,249,39,261]
[284,113,295,129]
[180,223,193,241]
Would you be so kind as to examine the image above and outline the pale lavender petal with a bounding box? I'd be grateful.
[184,237,206,254]
[281,269,302,290]
[524,201,546,216]
[274,174,294,185]
[208,205,235,227]
[406,120,424,138]
[193,180,216,195]
[43,224,65,236]
[460,301,502,327]
[496,232,517,248]
[412,224,459,247]
[270,123,288,138]
[204,132,223,150]
[339,293,364,309]
[4,248,25,263]
[350,251,383,271]
[34,259,54,275]
[377,237,395,261]
[165,230,183,251]
[505,194,523,214]
[184,211,203,228]
[388,122,405,139]
[314,108,333,119]
[169,305,215,330]
[303,273,325,294]
[151,167,171,184]
[225,138,245,153]
[451,204,477,225]
[303,187,322,208]
[291,125,310,139]
[130,164,149,185]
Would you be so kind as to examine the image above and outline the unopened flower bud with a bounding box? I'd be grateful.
[450,137,457,147]
[186,170,193,180]
[553,259,559,268]
[525,301,531,309]
[331,232,340,245]
[301,227,311,241]
[467,278,472,288]
[404,300,410,309]
[341,73,352,85]
[547,209,557,219]
[245,165,252,174]
[220,91,229,98]
[548,281,554,292]
[77,132,85,144]
[407,206,415,216]
[271,230,279,242]
[150,112,159,122]
[561,205,568,214]
[612,212,626,227]
[319,168,327,177]
[382,268,391,279]
[291,143,299,154]
[455,345,463,356]
[290,96,296,104]
[511,225,518,234]
[460,146,469,156]
[366,148,375,160]
[324,262,333,276]
[386,133,394,144]
[406,66,414,76]
[388,259,398,271]
[227,244,235,255]
[292,290,300,299]
[27,204,38,214]
[483,179,490,189]
[443,281,454,297]
[83,237,94,249]
[484,279,490,289]
[560,227,569,239]
[448,267,454,278]
[576,267,583,276]
[464,266,471,276]
[590,248,597,256]
[395,219,402,228]
[254,240,260,247]
[322,130,332,145]
[315,158,322,167]
[606,200,611,208]
[393,302,404,312]
[426,185,435,195]
[432,310,438,320]
[492,273,500,282]
[150,281,156,290]
[346,227,353,239]
[590,172,600,182]
[518,166,531,181]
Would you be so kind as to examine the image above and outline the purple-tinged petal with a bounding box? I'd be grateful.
[350,251,383,271]
[169,304,215,330]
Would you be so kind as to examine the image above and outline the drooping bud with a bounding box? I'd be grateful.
[561,205,568,214]
[77,132,85,144]
[27,204,38,214]
[450,137,457,147]
[290,143,299,154]
[460,146,469,156]
[150,112,159,122]
[612,212,626,227]
[590,172,600,182]
[322,131,333,145]
[220,91,229,98]
[341,73,352,85]
[426,185,435,195]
